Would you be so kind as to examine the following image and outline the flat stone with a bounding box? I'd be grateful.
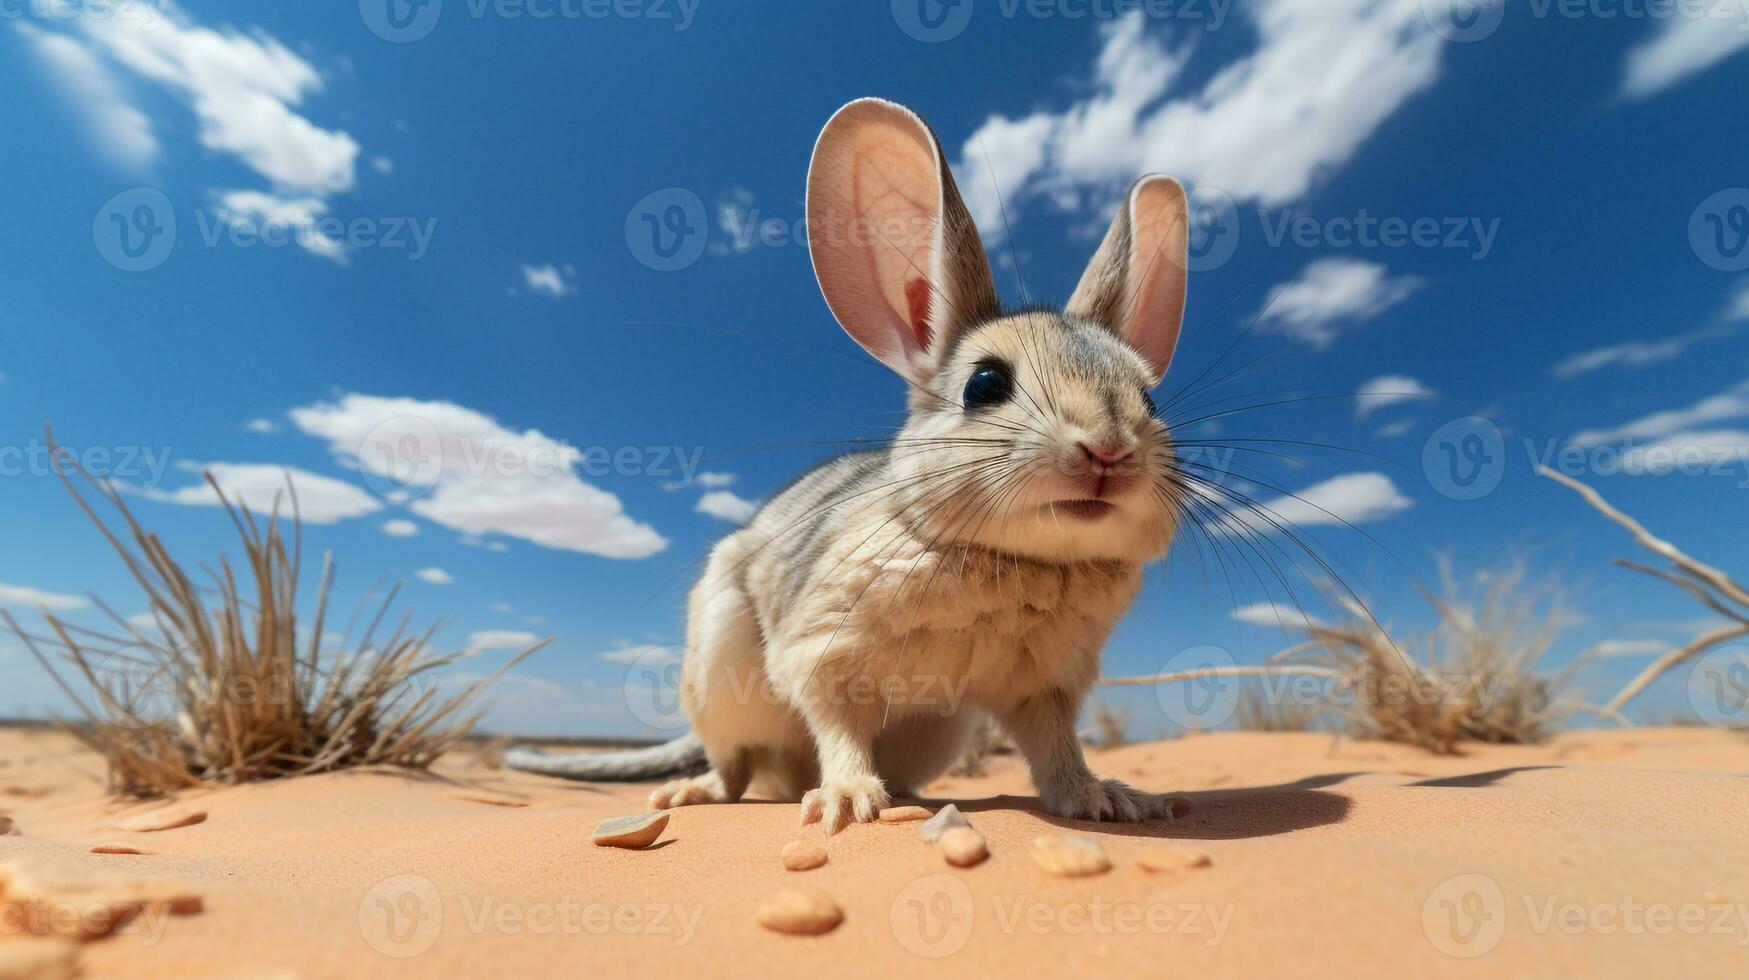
[917,803,969,843]
[780,840,828,872]
[591,811,669,848]
[90,843,154,856]
[114,807,206,833]
[1137,846,1211,873]
[755,888,843,935]
[1031,834,1111,877]
[877,805,932,823]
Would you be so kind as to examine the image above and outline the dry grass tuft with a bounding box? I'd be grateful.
[1540,468,1749,715]
[1082,701,1132,749]
[1104,561,1609,753]
[2,434,545,796]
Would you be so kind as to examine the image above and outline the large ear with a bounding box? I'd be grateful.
[1065,175,1189,385]
[806,98,1000,385]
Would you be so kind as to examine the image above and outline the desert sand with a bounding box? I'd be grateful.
[1,725,1746,979]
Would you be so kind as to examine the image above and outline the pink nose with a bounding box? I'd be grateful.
[1079,442,1133,467]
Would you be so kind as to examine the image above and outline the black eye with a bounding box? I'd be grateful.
[1141,388,1157,417]
[963,363,1013,410]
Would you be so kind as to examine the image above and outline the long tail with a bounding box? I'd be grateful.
[503,733,708,781]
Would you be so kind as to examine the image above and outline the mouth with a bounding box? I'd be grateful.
[1049,499,1116,520]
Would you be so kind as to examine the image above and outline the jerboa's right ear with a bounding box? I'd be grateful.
[806,98,999,386]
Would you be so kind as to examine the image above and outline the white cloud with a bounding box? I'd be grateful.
[211,190,345,262]
[1569,378,1749,447]
[0,582,90,612]
[955,2,1446,236]
[1620,10,1749,100]
[289,393,667,559]
[600,643,680,665]
[73,3,358,196]
[415,567,454,585]
[489,601,513,613]
[1355,374,1435,419]
[1592,639,1668,659]
[695,472,735,488]
[1374,418,1417,439]
[1552,325,1735,378]
[1727,280,1749,322]
[695,490,759,524]
[521,263,576,299]
[1230,601,1324,630]
[381,518,419,537]
[372,156,394,174]
[466,629,541,654]
[138,462,380,524]
[244,417,279,434]
[1613,430,1749,475]
[1248,472,1412,529]
[16,23,158,173]
[1257,259,1424,348]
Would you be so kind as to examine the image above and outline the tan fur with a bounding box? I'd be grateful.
[649,99,1192,831]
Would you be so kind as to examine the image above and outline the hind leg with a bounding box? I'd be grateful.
[874,708,982,799]
[649,748,751,808]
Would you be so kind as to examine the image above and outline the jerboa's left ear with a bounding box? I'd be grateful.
[1065,175,1189,386]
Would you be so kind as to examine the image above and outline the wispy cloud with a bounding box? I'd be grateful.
[381,518,419,537]
[520,263,576,299]
[1258,258,1424,349]
[1246,472,1413,529]
[955,2,1446,237]
[290,393,667,559]
[466,629,541,654]
[0,582,90,612]
[1620,9,1749,100]
[415,567,453,585]
[1231,601,1325,630]
[138,462,380,524]
[600,643,680,665]
[1355,374,1435,419]
[15,22,158,174]
[1552,325,1736,378]
[695,490,758,524]
[1569,378,1749,447]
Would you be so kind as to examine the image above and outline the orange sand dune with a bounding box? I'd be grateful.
[2,726,1746,979]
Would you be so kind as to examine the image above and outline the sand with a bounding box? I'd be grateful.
[1,725,1745,978]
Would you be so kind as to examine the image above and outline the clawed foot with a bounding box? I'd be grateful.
[799,775,889,834]
[648,774,727,810]
[1042,776,1177,822]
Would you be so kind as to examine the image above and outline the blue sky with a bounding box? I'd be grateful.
[3,0,1748,735]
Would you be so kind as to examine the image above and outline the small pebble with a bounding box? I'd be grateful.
[591,811,670,849]
[937,826,988,867]
[1031,834,1111,877]
[115,807,206,833]
[91,843,154,856]
[878,805,932,823]
[780,840,829,872]
[917,804,969,843]
[755,888,844,935]
[0,816,14,836]
[1137,846,1211,873]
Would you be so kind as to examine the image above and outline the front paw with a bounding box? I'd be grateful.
[1042,776,1175,822]
[799,775,889,834]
